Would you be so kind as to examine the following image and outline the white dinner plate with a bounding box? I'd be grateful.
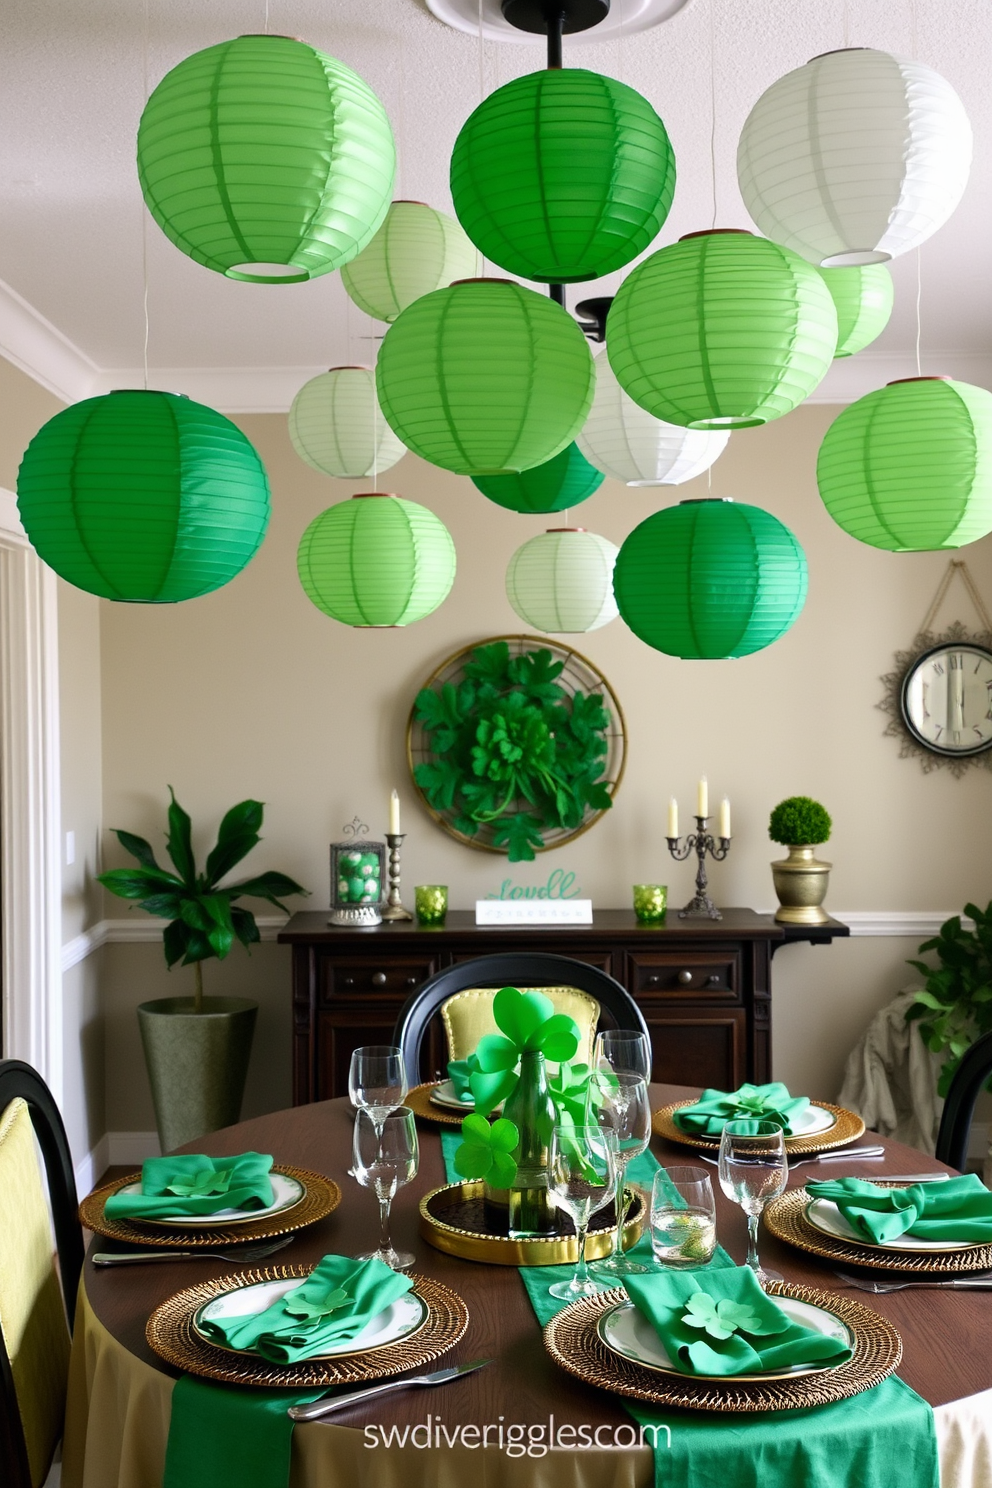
[597,1296,852,1382]
[119,1170,305,1228]
[430,1079,476,1112]
[805,1196,988,1253]
[193,1278,429,1359]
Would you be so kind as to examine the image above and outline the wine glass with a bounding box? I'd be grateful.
[717,1118,787,1286]
[588,1072,652,1277]
[349,1046,408,1138]
[547,1124,617,1300]
[352,1106,419,1270]
[593,1029,651,1080]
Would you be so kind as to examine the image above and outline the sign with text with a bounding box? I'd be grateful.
[475,899,593,926]
[484,869,582,901]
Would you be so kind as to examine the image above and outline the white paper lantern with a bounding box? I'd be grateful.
[737,48,972,266]
[577,353,729,485]
[289,367,406,479]
[341,201,479,322]
[506,528,618,634]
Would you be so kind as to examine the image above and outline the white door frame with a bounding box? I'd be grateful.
[0,487,63,1102]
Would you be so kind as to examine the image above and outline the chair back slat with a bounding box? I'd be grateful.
[935,1031,992,1171]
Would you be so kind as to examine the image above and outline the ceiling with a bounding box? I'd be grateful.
[1,0,991,409]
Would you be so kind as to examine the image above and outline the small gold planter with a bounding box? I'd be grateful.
[419,1180,646,1266]
[771,845,832,926]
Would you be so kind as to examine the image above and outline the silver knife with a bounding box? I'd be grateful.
[288,1358,493,1422]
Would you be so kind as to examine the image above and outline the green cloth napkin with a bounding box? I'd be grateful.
[446,1057,477,1103]
[197,1253,414,1363]
[806,1173,992,1244]
[674,1082,810,1136]
[163,1377,324,1488]
[104,1151,275,1219]
[621,1264,852,1376]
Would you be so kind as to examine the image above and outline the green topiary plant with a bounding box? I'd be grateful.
[905,902,992,1096]
[768,796,832,847]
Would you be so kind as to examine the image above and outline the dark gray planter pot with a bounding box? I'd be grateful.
[137,996,258,1153]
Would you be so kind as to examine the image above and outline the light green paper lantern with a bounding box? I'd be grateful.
[341,201,478,322]
[289,367,406,479]
[376,278,595,475]
[137,34,395,283]
[17,390,270,602]
[450,68,676,284]
[607,230,838,430]
[613,498,808,659]
[817,377,992,551]
[820,265,894,357]
[506,528,619,633]
[473,443,603,514]
[297,492,456,626]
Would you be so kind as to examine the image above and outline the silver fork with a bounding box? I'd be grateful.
[832,1269,992,1292]
[92,1236,295,1266]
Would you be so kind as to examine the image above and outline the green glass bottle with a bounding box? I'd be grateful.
[501,1049,556,1238]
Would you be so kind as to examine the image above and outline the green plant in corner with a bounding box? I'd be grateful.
[98,789,309,1013]
[768,796,832,846]
[905,902,992,1097]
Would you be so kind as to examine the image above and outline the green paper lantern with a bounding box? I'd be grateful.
[817,377,992,551]
[341,201,478,322]
[607,230,838,430]
[473,443,603,514]
[137,34,395,283]
[17,390,270,602]
[297,493,456,626]
[613,498,808,658]
[450,68,676,284]
[376,278,595,475]
[820,265,894,357]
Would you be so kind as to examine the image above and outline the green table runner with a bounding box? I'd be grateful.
[163,1378,323,1488]
[440,1132,938,1488]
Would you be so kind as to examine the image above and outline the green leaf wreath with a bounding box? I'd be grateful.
[412,641,614,862]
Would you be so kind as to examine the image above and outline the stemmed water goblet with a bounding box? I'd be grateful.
[348,1045,408,1142]
[593,1029,651,1080]
[717,1117,787,1286]
[587,1071,652,1278]
[547,1123,617,1300]
[352,1106,419,1270]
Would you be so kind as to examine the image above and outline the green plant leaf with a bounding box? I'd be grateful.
[134,893,185,921]
[204,798,263,887]
[113,829,164,872]
[225,871,309,910]
[163,919,192,969]
[166,788,196,887]
[230,906,261,950]
[97,868,182,901]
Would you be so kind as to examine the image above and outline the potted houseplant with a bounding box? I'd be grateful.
[98,790,308,1152]
[768,796,832,926]
[905,901,992,1098]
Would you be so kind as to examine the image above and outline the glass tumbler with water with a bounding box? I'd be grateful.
[650,1166,717,1267]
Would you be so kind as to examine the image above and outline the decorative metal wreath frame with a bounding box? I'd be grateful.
[407,634,627,857]
[878,619,992,779]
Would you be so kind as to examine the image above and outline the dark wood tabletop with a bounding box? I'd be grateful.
[82,1087,991,1425]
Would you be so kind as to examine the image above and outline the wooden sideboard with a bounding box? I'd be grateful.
[278,908,849,1103]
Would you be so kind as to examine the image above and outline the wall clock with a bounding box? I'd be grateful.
[880,620,992,777]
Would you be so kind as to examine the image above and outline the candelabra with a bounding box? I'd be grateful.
[382,833,414,921]
[666,816,731,920]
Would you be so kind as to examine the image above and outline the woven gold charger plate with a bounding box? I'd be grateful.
[407,1082,466,1127]
[543,1282,901,1413]
[765,1187,992,1274]
[79,1166,341,1248]
[146,1267,470,1386]
[652,1100,865,1156]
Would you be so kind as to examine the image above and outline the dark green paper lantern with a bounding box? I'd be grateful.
[450,68,676,284]
[137,34,395,283]
[472,443,603,514]
[613,498,808,659]
[17,391,270,602]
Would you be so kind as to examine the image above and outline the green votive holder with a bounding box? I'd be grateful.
[633,884,667,925]
[415,885,448,927]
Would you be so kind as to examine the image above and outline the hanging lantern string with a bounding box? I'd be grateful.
[477,0,488,275]
[915,248,923,377]
[264,0,270,36]
[141,0,150,390]
[843,0,850,47]
[911,0,918,55]
[371,315,379,490]
[709,0,718,229]
[616,0,625,84]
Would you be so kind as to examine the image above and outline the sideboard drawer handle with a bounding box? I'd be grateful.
[705,974,721,987]
[343,976,355,987]
[406,976,418,987]
[646,974,660,986]
[678,969,693,985]
[371,972,387,987]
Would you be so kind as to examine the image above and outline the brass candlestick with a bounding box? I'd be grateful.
[666,816,730,920]
[382,833,413,921]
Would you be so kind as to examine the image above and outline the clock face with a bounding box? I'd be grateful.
[901,643,992,757]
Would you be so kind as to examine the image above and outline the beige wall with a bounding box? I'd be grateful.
[98,402,992,1127]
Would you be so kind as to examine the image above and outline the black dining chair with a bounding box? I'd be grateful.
[392,952,651,1085]
[0,1059,84,1488]
[934,1030,992,1172]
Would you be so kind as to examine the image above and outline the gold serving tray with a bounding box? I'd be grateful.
[407,1082,467,1127]
[544,1282,902,1413]
[146,1267,469,1387]
[652,1100,865,1156]
[80,1165,341,1248]
[420,1179,646,1266]
[764,1186,992,1274]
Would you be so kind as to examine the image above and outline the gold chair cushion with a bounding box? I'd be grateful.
[441,987,599,1070]
[0,1097,71,1487]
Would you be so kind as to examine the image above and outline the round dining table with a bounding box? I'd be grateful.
[63,1083,992,1488]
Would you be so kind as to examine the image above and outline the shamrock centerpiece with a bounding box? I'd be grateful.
[453,1115,520,1187]
[682,1292,763,1341]
[466,986,581,1116]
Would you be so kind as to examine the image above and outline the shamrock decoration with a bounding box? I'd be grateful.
[681,1291,763,1341]
[732,1089,789,1127]
[283,1287,351,1322]
[469,987,580,1116]
[548,1061,597,1126]
[453,1114,520,1188]
[165,1166,235,1199]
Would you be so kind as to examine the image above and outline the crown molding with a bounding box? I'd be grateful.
[0,276,101,405]
[87,364,324,413]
